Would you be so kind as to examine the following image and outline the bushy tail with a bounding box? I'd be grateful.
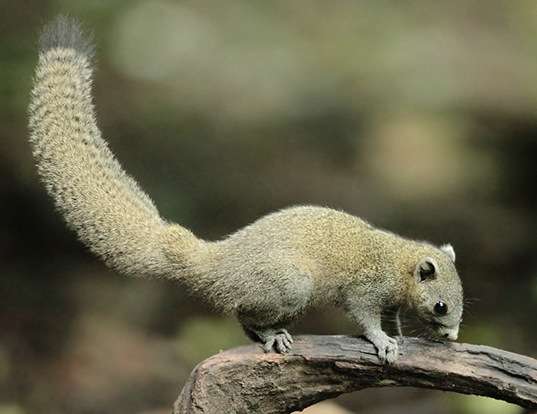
[28,16,202,278]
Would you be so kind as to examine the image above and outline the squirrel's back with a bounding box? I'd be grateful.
[220,205,405,269]
[196,205,422,309]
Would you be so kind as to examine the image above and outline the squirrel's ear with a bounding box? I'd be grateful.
[440,244,456,262]
[415,258,437,282]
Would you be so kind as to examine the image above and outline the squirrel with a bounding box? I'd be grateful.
[28,16,463,363]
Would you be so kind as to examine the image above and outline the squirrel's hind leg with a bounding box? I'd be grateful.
[237,267,312,353]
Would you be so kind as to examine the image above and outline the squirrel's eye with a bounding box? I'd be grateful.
[434,301,448,316]
[419,260,436,281]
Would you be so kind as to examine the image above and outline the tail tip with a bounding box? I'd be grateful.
[39,15,95,58]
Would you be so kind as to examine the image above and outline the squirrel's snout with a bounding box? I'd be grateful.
[437,325,459,341]
[443,331,458,341]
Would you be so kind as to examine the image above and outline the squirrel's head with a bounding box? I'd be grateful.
[409,244,463,341]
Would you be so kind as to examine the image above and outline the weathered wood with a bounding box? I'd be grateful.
[173,335,537,414]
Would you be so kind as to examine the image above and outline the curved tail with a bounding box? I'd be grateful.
[28,16,203,278]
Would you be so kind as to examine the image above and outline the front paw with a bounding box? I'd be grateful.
[365,331,399,364]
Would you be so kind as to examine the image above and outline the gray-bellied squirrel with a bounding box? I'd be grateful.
[28,16,463,363]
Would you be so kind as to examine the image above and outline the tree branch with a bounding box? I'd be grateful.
[173,335,537,413]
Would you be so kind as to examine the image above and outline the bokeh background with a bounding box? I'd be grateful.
[2,1,537,413]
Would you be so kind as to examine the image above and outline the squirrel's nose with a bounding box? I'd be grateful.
[442,328,458,341]
[437,325,459,341]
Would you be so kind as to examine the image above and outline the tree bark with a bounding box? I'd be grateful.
[173,335,537,414]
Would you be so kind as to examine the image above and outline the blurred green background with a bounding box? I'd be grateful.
[2,1,537,413]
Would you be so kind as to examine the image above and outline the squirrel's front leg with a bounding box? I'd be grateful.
[363,319,399,363]
[345,297,400,364]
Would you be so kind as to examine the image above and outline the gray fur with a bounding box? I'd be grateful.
[29,17,464,362]
[39,15,95,59]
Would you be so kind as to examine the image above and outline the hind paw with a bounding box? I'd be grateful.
[262,329,294,353]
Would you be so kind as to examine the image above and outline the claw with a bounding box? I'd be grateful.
[275,337,289,353]
[262,338,275,353]
[378,348,387,362]
[282,336,292,349]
